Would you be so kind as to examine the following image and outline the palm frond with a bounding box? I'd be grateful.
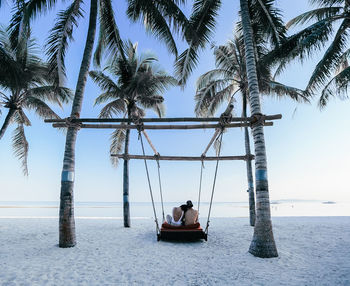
[12,123,29,175]
[23,96,60,119]
[152,102,166,118]
[319,65,350,108]
[176,0,221,86]
[109,128,126,167]
[175,46,199,86]
[286,7,342,29]
[94,0,124,66]
[89,70,120,94]
[127,0,188,56]
[263,81,310,103]
[196,69,234,91]
[252,0,286,47]
[310,0,345,6]
[25,86,72,106]
[263,18,335,75]
[307,18,350,92]
[45,0,84,86]
[8,0,58,48]
[12,108,31,126]
[195,79,234,116]
[99,98,126,118]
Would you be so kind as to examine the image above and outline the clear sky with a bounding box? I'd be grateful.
[0,0,349,204]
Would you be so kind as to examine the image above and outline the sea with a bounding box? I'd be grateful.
[0,200,349,219]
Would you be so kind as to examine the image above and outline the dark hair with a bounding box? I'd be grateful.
[186,200,193,208]
[180,204,188,212]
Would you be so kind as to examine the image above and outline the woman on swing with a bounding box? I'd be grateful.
[166,200,198,226]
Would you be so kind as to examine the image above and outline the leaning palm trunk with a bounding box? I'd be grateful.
[242,93,255,227]
[240,0,278,258]
[123,125,131,227]
[59,0,98,248]
[0,108,16,140]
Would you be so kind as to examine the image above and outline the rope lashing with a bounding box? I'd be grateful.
[250,113,265,128]
[64,117,82,129]
[219,103,234,128]
[138,130,160,234]
[205,131,224,235]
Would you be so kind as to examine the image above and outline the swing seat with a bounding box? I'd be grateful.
[158,222,207,241]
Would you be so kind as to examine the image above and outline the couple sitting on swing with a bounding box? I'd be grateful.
[166,200,199,227]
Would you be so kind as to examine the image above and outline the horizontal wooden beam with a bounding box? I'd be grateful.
[111,154,255,161]
[45,114,282,123]
[52,121,273,130]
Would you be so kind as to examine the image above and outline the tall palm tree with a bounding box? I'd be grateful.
[195,36,307,227]
[0,26,71,175]
[8,0,187,247]
[90,41,177,227]
[284,0,350,107]
[239,0,279,258]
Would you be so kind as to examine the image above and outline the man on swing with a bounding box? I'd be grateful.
[166,200,198,226]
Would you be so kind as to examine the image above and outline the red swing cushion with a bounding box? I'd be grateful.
[161,222,201,230]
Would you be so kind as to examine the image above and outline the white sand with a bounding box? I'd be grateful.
[0,217,349,285]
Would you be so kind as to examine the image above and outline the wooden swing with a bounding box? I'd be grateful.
[45,111,281,241]
[136,118,227,241]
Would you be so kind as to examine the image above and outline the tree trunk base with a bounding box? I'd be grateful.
[248,220,278,258]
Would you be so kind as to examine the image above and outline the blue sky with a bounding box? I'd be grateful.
[0,0,349,204]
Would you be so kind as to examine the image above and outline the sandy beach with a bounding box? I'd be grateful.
[1,216,349,285]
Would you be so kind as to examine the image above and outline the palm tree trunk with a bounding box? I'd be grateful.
[242,92,255,227]
[123,125,131,227]
[59,0,97,248]
[0,108,16,140]
[240,0,278,258]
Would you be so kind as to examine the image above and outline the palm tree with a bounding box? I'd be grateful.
[195,36,307,227]
[8,0,187,247]
[90,41,177,227]
[239,0,280,258]
[0,26,71,175]
[186,0,292,257]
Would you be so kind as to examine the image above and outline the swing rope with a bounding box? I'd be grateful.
[197,158,204,216]
[155,154,165,222]
[138,130,160,234]
[205,131,224,234]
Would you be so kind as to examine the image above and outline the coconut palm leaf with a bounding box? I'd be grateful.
[263,81,310,102]
[12,123,29,175]
[25,86,72,106]
[8,0,58,48]
[109,128,126,167]
[251,0,286,47]
[286,7,342,29]
[99,98,126,118]
[207,84,236,116]
[126,0,188,57]
[264,18,335,77]
[45,0,84,86]
[12,108,31,126]
[89,70,121,93]
[310,0,344,6]
[307,18,350,92]
[195,79,235,116]
[152,102,166,118]
[175,0,221,85]
[94,0,124,66]
[24,96,60,119]
[319,65,350,107]
[196,69,235,90]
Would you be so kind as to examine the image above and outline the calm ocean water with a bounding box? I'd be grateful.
[0,200,349,219]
